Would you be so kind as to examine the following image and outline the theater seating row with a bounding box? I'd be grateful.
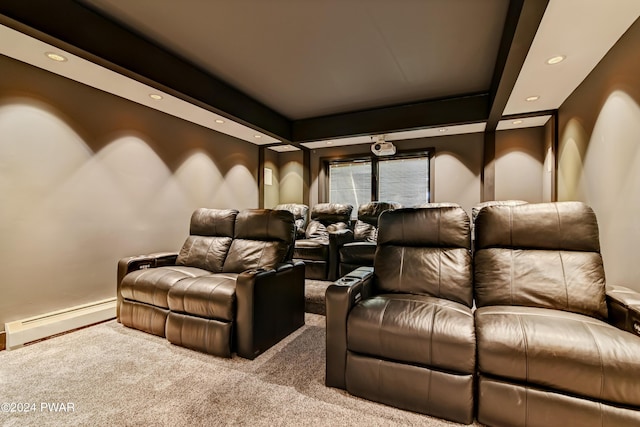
[326,202,640,426]
[277,201,404,281]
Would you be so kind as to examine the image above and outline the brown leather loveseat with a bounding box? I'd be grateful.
[474,202,640,426]
[117,208,305,359]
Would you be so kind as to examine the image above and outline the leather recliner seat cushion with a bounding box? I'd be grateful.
[347,293,475,373]
[476,305,640,408]
[167,273,239,321]
[120,265,212,308]
[120,208,238,311]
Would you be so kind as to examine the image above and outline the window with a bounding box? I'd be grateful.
[328,160,371,215]
[378,156,430,207]
[326,150,431,210]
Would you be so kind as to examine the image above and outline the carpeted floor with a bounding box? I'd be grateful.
[0,314,482,426]
[304,279,332,315]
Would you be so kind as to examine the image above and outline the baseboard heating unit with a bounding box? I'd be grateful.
[4,298,116,350]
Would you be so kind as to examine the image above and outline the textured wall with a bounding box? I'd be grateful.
[0,56,259,329]
[278,150,305,205]
[557,18,640,290]
[495,127,545,203]
[263,148,280,208]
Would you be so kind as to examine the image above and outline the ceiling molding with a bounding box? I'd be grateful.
[486,0,550,132]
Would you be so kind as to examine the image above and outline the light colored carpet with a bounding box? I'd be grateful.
[0,314,482,426]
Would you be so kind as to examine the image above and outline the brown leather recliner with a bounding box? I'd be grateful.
[474,202,640,426]
[470,199,527,223]
[293,203,353,280]
[338,201,401,277]
[326,206,476,424]
[274,203,309,239]
[117,208,305,359]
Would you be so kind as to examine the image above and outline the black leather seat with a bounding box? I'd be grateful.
[326,205,476,424]
[274,203,309,239]
[338,201,401,276]
[293,203,353,280]
[474,202,640,426]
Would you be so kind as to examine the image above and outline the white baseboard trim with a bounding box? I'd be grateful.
[4,298,116,350]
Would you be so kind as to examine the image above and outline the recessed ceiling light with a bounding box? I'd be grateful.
[525,96,540,102]
[45,52,67,62]
[546,55,566,65]
[512,120,523,125]
[254,135,262,139]
[215,119,225,124]
[439,128,448,132]
[149,94,163,100]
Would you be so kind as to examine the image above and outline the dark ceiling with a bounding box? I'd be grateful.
[0,0,549,145]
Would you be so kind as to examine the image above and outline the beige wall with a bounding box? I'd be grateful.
[278,150,305,204]
[495,127,546,203]
[263,149,280,208]
[557,18,640,290]
[0,56,260,330]
[542,119,555,202]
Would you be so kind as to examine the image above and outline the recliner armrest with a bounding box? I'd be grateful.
[235,261,305,359]
[329,228,355,246]
[117,252,179,284]
[325,266,374,389]
[343,265,375,282]
[116,252,179,320]
[606,285,640,336]
[327,229,355,280]
[273,260,304,273]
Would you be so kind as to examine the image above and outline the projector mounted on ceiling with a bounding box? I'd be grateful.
[371,135,396,156]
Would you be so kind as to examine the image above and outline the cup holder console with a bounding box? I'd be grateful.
[336,276,358,285]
